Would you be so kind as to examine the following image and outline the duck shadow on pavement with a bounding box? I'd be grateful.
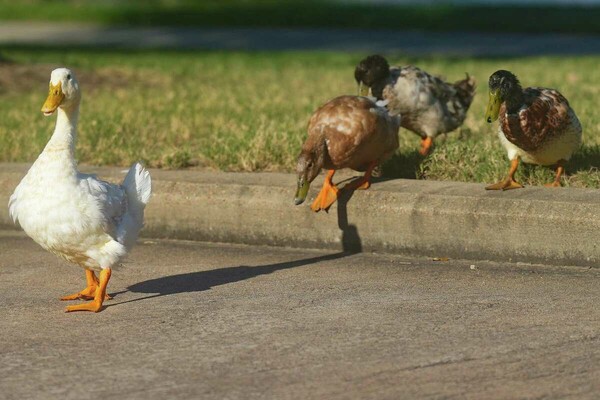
[111,190,363,307]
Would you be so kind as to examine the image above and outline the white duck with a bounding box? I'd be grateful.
[9,68,152,313]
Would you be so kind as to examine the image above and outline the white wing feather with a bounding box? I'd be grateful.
[78,172,127,241]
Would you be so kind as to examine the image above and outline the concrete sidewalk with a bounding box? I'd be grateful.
[1,232,598,399]
[1,163,599,267]
[1,22,600,56]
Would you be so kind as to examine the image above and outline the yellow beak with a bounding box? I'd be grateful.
[41,82,64,116]
[294,178,310,205]
[485,90,501,123]
[358,82,370,97]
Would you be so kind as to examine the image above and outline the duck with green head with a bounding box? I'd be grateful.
[485,70,582,190]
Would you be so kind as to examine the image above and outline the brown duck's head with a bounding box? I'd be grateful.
[486,70,523,123]
[294,149,324,206]
[354,54,390,99]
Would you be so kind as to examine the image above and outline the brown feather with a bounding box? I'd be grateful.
[305,96,399,171]
[499,88,573,152]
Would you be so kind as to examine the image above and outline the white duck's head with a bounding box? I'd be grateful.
[41,68,81,116]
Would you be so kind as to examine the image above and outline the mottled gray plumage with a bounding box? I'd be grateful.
[355,55,476,140]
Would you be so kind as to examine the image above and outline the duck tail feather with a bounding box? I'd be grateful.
[454,73,477,108]
[123,162,152,206]
[117,163,152,249]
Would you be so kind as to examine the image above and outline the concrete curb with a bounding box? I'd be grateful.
[1,163,599,267]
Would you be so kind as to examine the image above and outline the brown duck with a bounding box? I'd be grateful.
[294,95,400,212]
[485,70,582,190]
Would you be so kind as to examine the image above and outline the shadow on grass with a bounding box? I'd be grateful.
[568,145,600,173]
[380,150,423,181]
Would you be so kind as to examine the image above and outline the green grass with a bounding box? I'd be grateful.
[1,0,600,34]
[1,48,599,188]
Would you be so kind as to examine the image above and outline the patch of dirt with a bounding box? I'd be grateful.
[0,62,48,93]
[0,63,169,95]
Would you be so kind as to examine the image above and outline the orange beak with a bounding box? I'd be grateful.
[41,82,64,116]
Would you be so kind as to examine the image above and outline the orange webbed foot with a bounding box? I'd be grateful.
[485,178,523,191]
[356,180,371,190]
[60,270,112,301]
[64,268,112,313]
[344,177,371,191]
[311,182,339,212]
[544,181,561,188]
[60,289,95,301]
[61,293,112,301]
[65,299,104,313]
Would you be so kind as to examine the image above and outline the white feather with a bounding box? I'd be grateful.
[8,68,151,271]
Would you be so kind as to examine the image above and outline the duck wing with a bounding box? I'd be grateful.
[312,96,399,170]
[500,88,573,152]
[387,66,473,132]
[78,173,127,241]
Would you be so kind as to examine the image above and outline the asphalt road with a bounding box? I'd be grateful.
[0,231,598,399]
[1,22,599,56]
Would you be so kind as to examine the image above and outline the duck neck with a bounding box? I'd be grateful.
[504,89,524,115]
[371,72,390,100]
[44,103,79,158]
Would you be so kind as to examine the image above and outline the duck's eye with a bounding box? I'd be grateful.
[67,74,71,80]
